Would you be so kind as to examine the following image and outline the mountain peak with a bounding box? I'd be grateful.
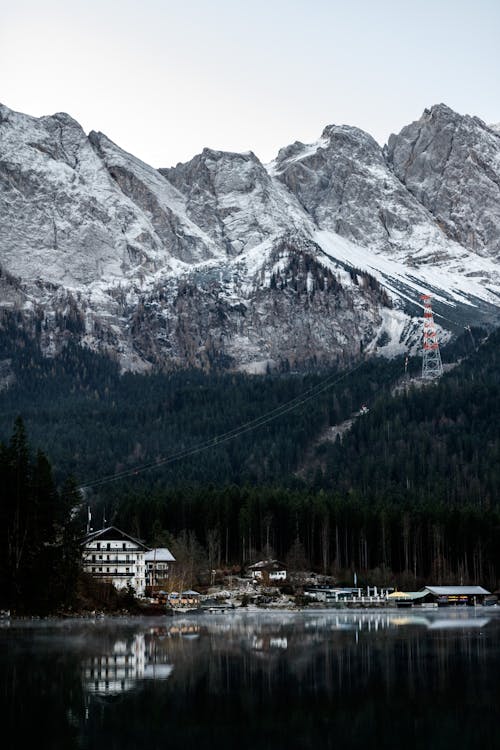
[46,110,83,128]
[423,102,457,119]
[0,102,13,123]
[320,122,378,147]
[0,101,499,374]
[387,102,500,259]
[415,102,491,134]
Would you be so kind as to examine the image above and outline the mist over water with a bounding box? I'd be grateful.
[1,610,499,749]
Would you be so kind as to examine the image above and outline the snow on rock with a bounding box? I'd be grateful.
[0,103,161,291]
[0,101,499,373]
[89,131,219,265]
[271,123,454,264]
[161,148,313,256]
[387,103,500,260]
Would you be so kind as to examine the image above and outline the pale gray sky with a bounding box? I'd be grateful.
[2,0,499,167]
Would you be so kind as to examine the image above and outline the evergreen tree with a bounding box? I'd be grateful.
[0,418,81,613]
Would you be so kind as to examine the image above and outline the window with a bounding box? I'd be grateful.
[96,543,100,550]
[122,543,126,550]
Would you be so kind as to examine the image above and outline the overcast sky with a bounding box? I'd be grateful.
[2,0,499,167]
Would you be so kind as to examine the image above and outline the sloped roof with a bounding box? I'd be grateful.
[144,547,176,562]
[392,590,430,601]
[406,590,431,600]
[81,526,149,550]
[424,585,490,596]
[248,559,286,571]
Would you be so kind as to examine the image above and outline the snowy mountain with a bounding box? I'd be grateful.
[0,102,499,373]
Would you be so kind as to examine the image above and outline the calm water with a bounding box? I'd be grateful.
[1,608,499,749]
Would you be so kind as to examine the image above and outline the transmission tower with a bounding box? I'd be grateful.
[420,294,443,380]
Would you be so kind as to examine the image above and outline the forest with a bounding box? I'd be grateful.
[1,307,499,592]
[0,308,405,487]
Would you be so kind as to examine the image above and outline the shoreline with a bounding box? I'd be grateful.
[3,601,499,623]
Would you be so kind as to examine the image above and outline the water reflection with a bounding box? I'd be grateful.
[1,610,499,750]
[82,632,174,696]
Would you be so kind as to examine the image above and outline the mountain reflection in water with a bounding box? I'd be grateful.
[1,610,499,749]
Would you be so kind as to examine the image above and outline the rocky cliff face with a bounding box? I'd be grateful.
[161,149,310,257]
[122,239,394,373]
[0,105,165,289]
[0,102,499,373]
[386,103,500,259]
[273,125,432,257]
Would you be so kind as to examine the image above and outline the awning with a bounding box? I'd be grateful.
[388,590,411,599]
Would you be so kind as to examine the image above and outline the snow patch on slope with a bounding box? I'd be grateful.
[315,229,500,309]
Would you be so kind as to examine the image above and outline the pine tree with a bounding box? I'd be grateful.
[0,418,82,613]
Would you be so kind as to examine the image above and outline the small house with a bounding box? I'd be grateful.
[167,590,201,608]
[144,547,176,596]
[248,559,287,584]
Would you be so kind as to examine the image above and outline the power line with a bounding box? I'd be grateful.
[1,289,485,491]
[83,298,478,492]
[79,358,368,491]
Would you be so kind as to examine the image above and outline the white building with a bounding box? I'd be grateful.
[81,526,149,596]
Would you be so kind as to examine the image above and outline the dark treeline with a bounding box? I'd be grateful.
[111,485,500,590]
[0,418,81,613]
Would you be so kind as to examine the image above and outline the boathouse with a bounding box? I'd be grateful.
[388,585,491,607]
[423,585,491,606]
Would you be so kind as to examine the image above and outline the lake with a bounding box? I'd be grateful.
[1,608,499,749]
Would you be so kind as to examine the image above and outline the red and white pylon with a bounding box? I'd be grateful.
[420,294,443,380]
